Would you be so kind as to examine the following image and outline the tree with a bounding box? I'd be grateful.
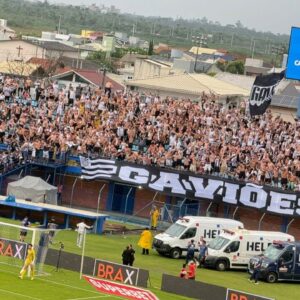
[87,51,114,72]
[148,39,154,55]
[226,61,245,74]
[6,60,35,77]
[216,60,226,72]
[235,20,243,29]
[111,48,126,59]
[127,47,148,55]
[88,51,106,61]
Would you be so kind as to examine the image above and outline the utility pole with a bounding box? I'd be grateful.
[112,18,116,31]
[251,40,256,59]
[219,33,224,44]
[132,18,138,36]
[152,22,156,35]
[230,33,234,48]
[268,43,272,55]
[271,45,285,67]
[249,37,254,53]
[264,37,269,54]
[76,47,80,69]
[171,25,174,37]
[58,15,61,34]
[192,34,207,73]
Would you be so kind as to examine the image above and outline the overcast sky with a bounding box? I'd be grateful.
[50,0,298,35]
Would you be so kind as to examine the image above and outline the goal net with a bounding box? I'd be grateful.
[0,221,60,276]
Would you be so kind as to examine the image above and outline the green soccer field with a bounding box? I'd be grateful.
[0,217,299,300]
[0,263,112,300]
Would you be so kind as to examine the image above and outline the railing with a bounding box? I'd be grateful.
[162,203,201,223]
[1,145,299,196]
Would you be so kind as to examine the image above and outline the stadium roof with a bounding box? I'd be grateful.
[126,73,249,97]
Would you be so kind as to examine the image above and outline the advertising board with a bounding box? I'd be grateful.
[286,27,300,80]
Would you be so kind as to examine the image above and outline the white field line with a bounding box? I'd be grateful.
[38,277,104,295]
[0,288,42,300]
[67,296,110,300]
[0,268,120,298]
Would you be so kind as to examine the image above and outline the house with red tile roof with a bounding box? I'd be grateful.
[51,68,124,90]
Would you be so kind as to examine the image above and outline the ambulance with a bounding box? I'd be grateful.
[152,216,244,259]
[204,229,295,271]
[249,241,300,283]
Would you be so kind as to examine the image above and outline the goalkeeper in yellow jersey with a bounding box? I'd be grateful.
[19,244,35,280]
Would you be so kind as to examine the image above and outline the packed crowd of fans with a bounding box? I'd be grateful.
[0,74,300,191]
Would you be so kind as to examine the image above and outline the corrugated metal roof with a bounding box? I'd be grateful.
[216,73,255,90]
[120,53,148,63]
[25,40,77,52]
[126,73,249,97]
[271,95,298,109]
[271,82,300,109]
[189,47,217,55]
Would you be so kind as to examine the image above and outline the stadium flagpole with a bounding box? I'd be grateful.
[79,228,86,279]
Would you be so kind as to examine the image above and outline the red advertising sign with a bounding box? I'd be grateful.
[226,289,274,300]
[83,275,159,300]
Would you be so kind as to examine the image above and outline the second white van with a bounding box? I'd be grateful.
[204,229,295,271]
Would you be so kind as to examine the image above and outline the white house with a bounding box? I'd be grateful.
[52,68,124,90]
[133,58,172,80]
[0,40,79,62]
[0,19,16,41]
[118,53,148,81]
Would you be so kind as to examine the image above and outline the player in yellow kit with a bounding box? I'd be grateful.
[19,243,35,280]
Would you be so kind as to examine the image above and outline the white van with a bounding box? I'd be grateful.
[205,229,295,271]
[152,216,244,259]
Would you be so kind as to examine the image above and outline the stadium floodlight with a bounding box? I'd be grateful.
[191,34,208,73]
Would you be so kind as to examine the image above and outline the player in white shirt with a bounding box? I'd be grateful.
[76,220,92,248]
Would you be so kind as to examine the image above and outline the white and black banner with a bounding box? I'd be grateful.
[249,71,285,116]
[80,157,300,217]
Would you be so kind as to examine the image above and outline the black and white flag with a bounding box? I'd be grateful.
[80,157,118,179]
[249,71,285,116]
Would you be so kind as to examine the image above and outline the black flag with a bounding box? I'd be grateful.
[249,71,285,116]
